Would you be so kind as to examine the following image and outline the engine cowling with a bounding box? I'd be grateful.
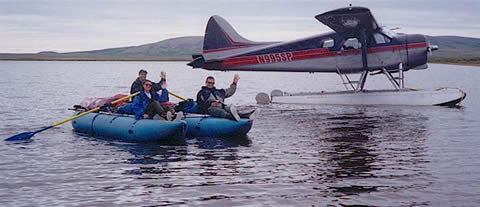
[406,34,429,69]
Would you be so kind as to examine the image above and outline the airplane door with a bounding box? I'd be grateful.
[336,37,363,73]
[369,32,401,69]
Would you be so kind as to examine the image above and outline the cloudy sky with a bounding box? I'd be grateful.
[1,0,479,53]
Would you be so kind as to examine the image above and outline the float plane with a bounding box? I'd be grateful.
[188,6,466,106]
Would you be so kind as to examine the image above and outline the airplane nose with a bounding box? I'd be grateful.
[406,34,428,68]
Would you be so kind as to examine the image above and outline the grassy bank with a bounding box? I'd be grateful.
[429,57,480,67]
[0,54,192,61]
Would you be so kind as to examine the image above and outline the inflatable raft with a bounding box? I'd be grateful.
[184,114,253,137]
[71,112,187,142]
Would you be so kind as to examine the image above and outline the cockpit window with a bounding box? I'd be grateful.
[373,33,390,44]
[322,38,334,48]
[342,38,361,50]
[381,27,397,39]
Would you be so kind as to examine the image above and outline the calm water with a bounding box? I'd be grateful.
[0,61,479,206]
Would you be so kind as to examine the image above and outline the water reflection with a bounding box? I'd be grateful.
[194,135,252,150]
[325,112,379,179]
[112,142,188,165]
[318,107,430,203]
[95,135,252,179]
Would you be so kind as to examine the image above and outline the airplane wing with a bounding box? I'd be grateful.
[315,7,379,36]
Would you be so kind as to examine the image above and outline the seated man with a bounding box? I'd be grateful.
[196,74,241,120]
[131,69,166,94]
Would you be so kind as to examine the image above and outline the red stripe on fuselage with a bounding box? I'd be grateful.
[368,44,405,53]
[220,42,426,67]
[407,42,428,49]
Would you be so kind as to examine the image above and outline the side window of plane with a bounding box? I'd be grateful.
[322,38,334,48]
[373,33,391,45]
[342,38,361,50]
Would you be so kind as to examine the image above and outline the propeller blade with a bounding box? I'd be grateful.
[428,44,439,54]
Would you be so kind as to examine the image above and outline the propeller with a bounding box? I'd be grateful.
[428,44,439,54]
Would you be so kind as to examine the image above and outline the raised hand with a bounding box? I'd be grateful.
[233,74,240,84]
[161,81,168,89]
[160,71,166,79]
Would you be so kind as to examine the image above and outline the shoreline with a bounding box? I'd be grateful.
[1,58,479,67]
[429,61,480,67]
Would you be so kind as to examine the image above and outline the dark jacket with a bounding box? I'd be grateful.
[130,78,166,94]
[196,83,236,114]
[127,89,169,120]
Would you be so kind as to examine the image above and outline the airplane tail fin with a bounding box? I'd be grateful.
[203,15,256,53]
[189,15,271,68]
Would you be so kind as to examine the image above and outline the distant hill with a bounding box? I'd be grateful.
[64,36,203,58]
[426,36,480,65]
[0,36,204,61]
[0,35,479,65]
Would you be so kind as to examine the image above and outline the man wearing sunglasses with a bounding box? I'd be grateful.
[196,74,241,121]
[129,80,182,121]
[120,70,181,120]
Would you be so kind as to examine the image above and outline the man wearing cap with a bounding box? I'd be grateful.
[130,69,166,94]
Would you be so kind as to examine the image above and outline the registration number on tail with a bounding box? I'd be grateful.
[256,52,293,64]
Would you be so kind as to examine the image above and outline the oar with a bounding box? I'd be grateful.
[5,92,140,141]
[168,91,188,101]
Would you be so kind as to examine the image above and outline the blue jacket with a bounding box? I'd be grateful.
[119,89,169,120]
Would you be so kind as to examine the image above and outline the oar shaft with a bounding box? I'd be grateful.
[36,126,53,133]
[168,91,187,101]
[52,106,102,127]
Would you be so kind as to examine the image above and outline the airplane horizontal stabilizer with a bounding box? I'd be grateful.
[187,55,205,68]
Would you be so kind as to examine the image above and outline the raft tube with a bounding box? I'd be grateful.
[184,114,253,137]
[72,112,186,142]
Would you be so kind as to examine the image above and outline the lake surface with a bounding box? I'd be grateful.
[0,61,479,206]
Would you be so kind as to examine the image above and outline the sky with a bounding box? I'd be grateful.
[1,0,479,53]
